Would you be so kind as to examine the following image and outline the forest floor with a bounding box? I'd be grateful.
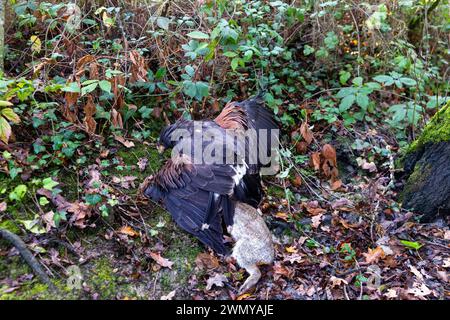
[0,137,449,300]
[1,0,449,301]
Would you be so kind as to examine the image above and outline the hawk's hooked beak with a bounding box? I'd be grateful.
[156,144,166,154]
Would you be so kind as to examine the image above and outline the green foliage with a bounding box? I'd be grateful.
[9,185,27,202]
[0,0,448,250]
[399,240,423,250]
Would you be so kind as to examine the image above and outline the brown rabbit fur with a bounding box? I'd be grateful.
[230,202,274,294]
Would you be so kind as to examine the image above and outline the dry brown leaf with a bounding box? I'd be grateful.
[89,62,99,80]
[195,252,219,270]
[68,202,91,228]
[37,188,91,228]
[291,174,302,187]
[129,50,148,83]
[273,262,292,279]
[361,160,378,172]
[329,276,348,288]
[331,179,343,190]
[436,270,448,282]
[407,283,432,297]
[115,135,135,148]
[153,107,162,118]
[285,246,298,253]
[363,247,385,264]
[149,252,174,269]
[111,108,123,129]
[322,144,337,165]
[161,290,176,300]
[137,158,148,172]
[321,144,339,180]
[83,95,97,134]
[205,273,227,290]
[275,212,289,221]
[311,213,323,228]
[295,141,308,154]
[310,152,321,171]
[300,121,313,145]
[384,289,398,299]
[42,211,56,232]
[112,176,137,189]
[303,201,327,215]
[212,100,220,113]
[112,76,125,109]
[409,265,424,281]
[236,293,251,300]
[331,198,353,210]
[118,225,138,237]
[63,92,79,123]
[76,55,96,71]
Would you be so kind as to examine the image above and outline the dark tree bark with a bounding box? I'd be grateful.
[402,103,450,221]
[403,142,450,221]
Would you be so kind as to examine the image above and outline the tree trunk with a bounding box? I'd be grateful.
[402,102,450,221]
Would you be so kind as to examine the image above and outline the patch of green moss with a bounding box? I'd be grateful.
[144,205,202,293]
[0,256,66,300]
[408,101,450,153]
[0,219,21,234]
[402,163,432,198]
[159,236,202,293]
[267,185,286,199]
[116,142,163,175]
[0,282,48,300]
[89,257,119,299]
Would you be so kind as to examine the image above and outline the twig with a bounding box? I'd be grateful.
[0,228,57,292]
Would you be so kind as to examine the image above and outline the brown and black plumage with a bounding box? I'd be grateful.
[157,92,278,207]
[145,137,241,254]
[145,92,278,254]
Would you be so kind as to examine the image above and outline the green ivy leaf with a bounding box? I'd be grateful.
[185,65,195,77]
[389,104,407,123]
[9,184,27,201]
[336,87,356,98]
[43,177,59,190]
[85,194,102,206]
[39,197,50,206]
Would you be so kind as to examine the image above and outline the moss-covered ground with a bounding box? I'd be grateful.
[0,141,204,300]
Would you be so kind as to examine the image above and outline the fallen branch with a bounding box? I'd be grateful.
[0,228,57,292]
